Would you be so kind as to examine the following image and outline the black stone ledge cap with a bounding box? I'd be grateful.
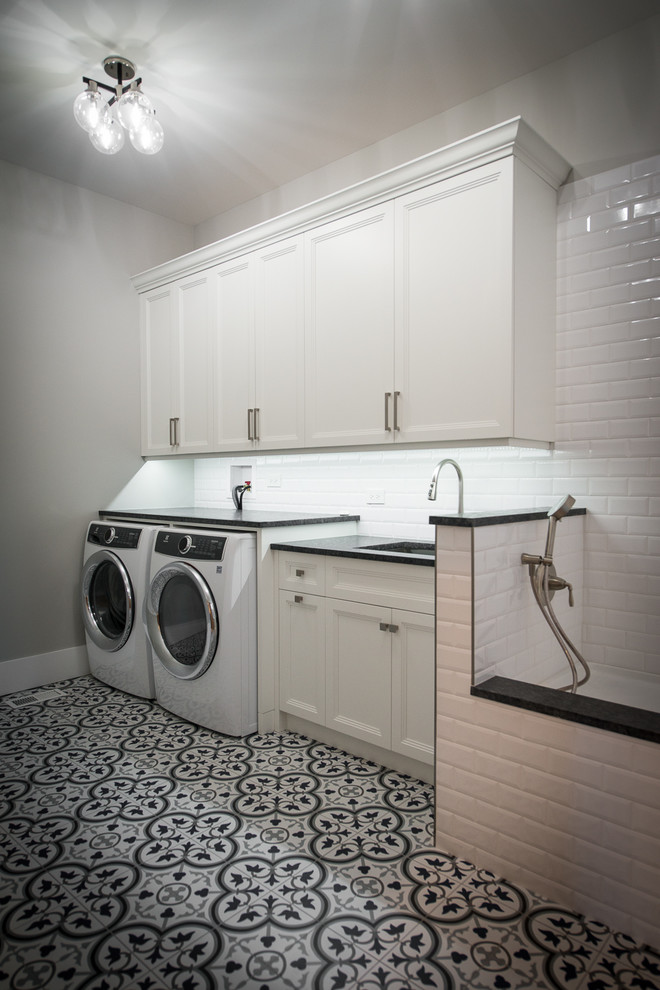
[430,507,586,527]
[471,675,660,744]
[98,508,361,528]
[269,534,435,566]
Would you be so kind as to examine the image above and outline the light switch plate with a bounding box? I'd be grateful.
[367,491,385,505]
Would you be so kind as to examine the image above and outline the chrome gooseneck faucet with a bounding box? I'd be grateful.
[427,458,464,513]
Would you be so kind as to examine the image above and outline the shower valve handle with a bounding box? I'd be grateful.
[548,575,574,606]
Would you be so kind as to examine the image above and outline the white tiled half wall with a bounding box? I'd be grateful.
[434,522,660,949]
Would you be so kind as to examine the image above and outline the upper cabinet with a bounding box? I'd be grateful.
[134,118,569,457]
[304,204,395,447]
[393,155,558,444]
[213,235,305,451]
[140,273,214,456]
[253,238,305,450]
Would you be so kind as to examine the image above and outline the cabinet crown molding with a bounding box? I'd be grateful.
[132,116,570,292]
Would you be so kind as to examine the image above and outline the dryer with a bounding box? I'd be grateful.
[81,520,156,698]
[145,528,257,736]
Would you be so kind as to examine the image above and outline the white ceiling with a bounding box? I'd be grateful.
[1,0,657,226]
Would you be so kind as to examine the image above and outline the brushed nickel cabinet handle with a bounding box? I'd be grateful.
[384,392,392,432]
[169,417,179,446]
[295,569,305,577]
[254,407,260,441]
[389,624,399,633]
[294,595,303,603]
[247,408,253,441]
[393,391,400,432]
[379,622,389,632]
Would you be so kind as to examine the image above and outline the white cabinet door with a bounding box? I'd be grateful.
[213,257,254,451]
[325,598,392,748]
[140,276,213,456]
[141,285,175,456]
[390,609,435,765]
[394,160,512,443]
[305,204,395,447]
[213,237,304,452]
[175,273,214,454]
[254,237,304,449]
[278,590,325,725]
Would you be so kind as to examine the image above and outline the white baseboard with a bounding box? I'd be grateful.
[0,646,90,696]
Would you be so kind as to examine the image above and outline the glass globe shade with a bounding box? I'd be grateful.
[89,115,125,155]
[130,114,164,155]
[116,88,153,133]
[73,88,108,133]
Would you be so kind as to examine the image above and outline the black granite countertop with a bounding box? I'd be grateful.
[429,507,586,527]
[472,676,659,744]
[269,534,436,566]
[99,508,360,529]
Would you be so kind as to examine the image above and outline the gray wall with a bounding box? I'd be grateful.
[194,13,660,248]
[0,163,192,665]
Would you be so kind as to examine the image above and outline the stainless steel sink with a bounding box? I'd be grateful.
[360,541,435,557]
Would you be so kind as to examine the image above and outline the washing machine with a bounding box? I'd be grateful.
[81,520,156,698]
[145,528,257,736]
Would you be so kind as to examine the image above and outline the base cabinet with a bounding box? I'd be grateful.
[326,599,393,749]
[390,609,435,763]
[277,553,435,766]
[278,590,326,726]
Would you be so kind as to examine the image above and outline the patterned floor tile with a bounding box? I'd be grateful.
[586,932,660,990]
[310,804,412,865]
[207,924,322,989]
[212,853,330,934]
[524,907,618,990]
[315,856,412,916]
[0,932,99,990]
[1,676,658,990]
[134,805,241,871]
[87,920,222,989]
[313,911,453,989]
[120,861,223,929]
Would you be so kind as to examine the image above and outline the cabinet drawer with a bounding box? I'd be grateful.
[325,557,434,614]
[277,552,326,594]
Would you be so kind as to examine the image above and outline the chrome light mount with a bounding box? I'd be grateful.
[82,55,142,107]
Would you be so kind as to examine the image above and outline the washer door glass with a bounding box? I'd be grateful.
[81,551,133,652]
[147,562,218,680]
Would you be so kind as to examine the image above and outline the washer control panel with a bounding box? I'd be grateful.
[87,523,141,549]
[154,530,227,561]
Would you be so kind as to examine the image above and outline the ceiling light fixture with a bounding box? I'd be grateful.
[73,55,164,155]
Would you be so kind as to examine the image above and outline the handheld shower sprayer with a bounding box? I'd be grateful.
[544,493,576,561]
[521,495,589,693]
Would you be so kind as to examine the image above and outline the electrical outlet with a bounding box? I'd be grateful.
[367,491,385,505]
[267,476,282,488]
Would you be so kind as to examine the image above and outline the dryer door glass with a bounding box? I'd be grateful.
[81,551,134,652]
[147,562,218,680]
[160,574,207,664]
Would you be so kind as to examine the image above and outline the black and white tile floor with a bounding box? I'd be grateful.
[1,676,658,989]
